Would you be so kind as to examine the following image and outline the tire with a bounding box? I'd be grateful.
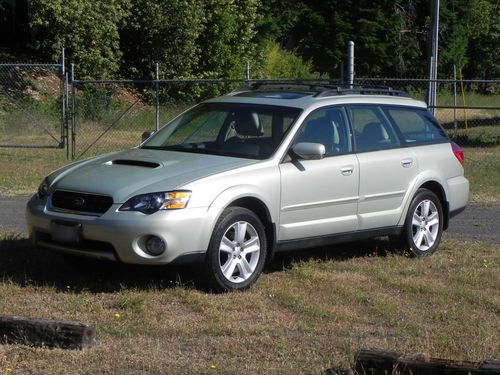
[403,188,444,256]
[203,207,267,292]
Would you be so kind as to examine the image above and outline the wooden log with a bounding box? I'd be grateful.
[355,349,500,375]
[354,349,402,374]
[0,315,96,350]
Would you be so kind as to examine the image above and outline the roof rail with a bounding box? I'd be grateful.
[230,83,410,98]
[230,81,410,98]
[231,82,337,93]
[313,86,410,98]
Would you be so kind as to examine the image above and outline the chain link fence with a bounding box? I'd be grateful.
[0,63,498,158]
[70,79,262,158]
[0,63,65,148]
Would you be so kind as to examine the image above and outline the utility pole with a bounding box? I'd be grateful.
[428,0,440,115]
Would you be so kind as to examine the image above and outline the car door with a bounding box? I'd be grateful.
[278,107,359,241]
[348,105,419,230]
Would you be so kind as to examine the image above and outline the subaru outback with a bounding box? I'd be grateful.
[26,85,469,291]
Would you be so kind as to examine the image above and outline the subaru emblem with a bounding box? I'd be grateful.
[72,197,86,207]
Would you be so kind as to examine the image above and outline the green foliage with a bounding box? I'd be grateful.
[120,0,204,79]
[352,2,405,76]
[252,40,320,79]
[30,0,130,79]
[25,0,499,80]
[120,0,259,84]
[196,0,259,79]
[467,1,500,79]
[255,0,499,79]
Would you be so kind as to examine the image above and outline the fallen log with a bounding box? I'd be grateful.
[355,348,500,375]
[0,315,96,350]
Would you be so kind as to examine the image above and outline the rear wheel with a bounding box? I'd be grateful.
[403,189,443,256]
[203,207,267,292]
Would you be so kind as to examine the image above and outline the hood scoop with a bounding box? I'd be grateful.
[108,159,161,168]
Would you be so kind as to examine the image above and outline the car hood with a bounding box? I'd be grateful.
[49,148,257,202]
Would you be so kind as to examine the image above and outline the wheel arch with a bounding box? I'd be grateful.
[418,180,449,230]
[227,197,276,262]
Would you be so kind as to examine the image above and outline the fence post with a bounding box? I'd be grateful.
[60,48,66,152]
[71,64,76,160]
[428,0,440,115]
[453,64,458,136]
[65,71,69,159]
[347,41,354,88]
[155,63,160,132]
[245,61,250,82]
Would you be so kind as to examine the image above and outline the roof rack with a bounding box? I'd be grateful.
[230,83,410,98]
[313,86,410,98]
[231,82,335,94]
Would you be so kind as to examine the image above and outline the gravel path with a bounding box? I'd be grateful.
[0,196,30,234]
[1,195,498,243]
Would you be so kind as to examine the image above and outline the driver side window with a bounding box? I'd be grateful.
[294,107,351,156]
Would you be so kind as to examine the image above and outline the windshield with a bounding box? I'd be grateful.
[142,103,301,159]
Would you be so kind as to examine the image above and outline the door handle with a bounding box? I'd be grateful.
[340,166,354,176]
[401,159,413,168]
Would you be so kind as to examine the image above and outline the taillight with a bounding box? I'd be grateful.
[451,142,464,165]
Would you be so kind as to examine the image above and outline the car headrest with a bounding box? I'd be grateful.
[233,111,262,136]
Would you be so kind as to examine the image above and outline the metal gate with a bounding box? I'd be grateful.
[0,56,67,150]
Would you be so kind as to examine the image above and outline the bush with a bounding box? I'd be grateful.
[252,40,321,79]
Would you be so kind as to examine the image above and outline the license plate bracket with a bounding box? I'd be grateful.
[51,221,82,244]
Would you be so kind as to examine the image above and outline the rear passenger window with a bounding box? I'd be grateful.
[386,108,448,144]
[348,106,400,152]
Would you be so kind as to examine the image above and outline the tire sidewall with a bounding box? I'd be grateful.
[206,207,267,291]
[404,189,443,256]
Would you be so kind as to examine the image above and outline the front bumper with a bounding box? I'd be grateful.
[26,195,215,265]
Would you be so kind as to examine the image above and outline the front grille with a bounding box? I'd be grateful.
[51,190,113,215]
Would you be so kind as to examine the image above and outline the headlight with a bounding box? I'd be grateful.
[119,191,191,214]
[37,178,49,199]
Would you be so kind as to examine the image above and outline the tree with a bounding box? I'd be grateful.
[30,0,130,79]
[196,0,260,79]
[119,0,204,79]
[255,0,424,78]
[459,0,499,80]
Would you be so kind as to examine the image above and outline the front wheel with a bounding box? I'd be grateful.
[203,207,267,292]
[403,189,444,256]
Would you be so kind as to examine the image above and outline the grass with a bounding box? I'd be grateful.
[464,147,500,202]
[0,147,67,196]
[0,235,498,373]
[436,91,500,107]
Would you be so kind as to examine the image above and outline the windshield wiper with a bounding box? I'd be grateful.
[141,145,258,159]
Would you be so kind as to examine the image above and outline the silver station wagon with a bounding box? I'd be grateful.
[26,85,469,291]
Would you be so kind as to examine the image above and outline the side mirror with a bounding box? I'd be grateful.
[291,142,325,160]
[142,131,155,142]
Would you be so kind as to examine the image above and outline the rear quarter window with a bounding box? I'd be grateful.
[385,107,448,145]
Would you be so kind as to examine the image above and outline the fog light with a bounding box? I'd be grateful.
[145,236,166,256]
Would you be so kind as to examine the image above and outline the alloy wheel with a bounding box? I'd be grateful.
[411,199,440,251]
[218,221,261,283]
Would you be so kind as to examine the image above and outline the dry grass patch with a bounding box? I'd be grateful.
[0,234,498,374]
